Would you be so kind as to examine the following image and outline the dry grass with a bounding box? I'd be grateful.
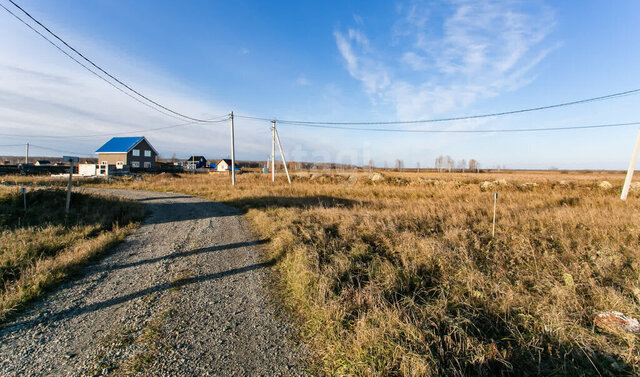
[16,170,640,375]
[0,186,144,321]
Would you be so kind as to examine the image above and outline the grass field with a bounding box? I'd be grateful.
[5,170,640,375]
[0,185,144,322]
[70,169,638,376]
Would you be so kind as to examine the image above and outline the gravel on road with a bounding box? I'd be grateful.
[0,188,306,376]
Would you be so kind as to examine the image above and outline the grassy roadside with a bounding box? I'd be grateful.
[0,186,144,322]
[10,171,640,375]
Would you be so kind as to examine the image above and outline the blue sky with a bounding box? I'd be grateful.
[1,0,639,169]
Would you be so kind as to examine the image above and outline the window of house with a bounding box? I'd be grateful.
[116,161,124,168]
[132,149,140,156]
[101,161,108,165]
[143,162,151,168]
[144,150,151,157]
[131,161,140,168]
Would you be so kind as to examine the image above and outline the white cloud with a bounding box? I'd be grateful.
[296,75,311,86]
[0,16,271,160]
[335,0,557,120]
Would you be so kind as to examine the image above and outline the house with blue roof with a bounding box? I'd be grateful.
[96,136,158,170]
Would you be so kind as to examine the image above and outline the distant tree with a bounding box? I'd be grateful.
[368,159,374,172]
[468,159,480,172]
[445,156,454,172]
[435,155,444,172]
[416,162,420,173]
[171,152,176,163]
[458,159,466,172]
[395,159,404,172]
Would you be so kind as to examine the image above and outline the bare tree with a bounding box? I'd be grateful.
[416,162,420,173]
[457,159,466,172]
[368,159,374,172]
[468,159,480,172]
[445,156,454,172]
[435,155,444,172]
[395,159,404,172]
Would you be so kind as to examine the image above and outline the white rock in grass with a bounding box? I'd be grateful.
[480,181,493,191]
[598,181,613,190]
[370,173,384,182]
[595,311,640,334]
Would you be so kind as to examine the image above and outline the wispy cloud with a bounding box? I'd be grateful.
[296,75,311,86]
[0,17,264,159]
[335,0,558,120]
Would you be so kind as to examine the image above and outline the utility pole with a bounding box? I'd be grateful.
[229,111,236,186]
[271,120,276,182]
[621,129,640,200]
[274,126,292,184]
[25,143,29,164]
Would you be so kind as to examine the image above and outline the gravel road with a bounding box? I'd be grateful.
[0,189,306,376]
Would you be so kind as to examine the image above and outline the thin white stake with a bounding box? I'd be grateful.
[621,129,640,200]
[274,126,292,184]
[25,142,29,164]
[271,120,276,182]
[230,111,236,186]
[492,192,498,238]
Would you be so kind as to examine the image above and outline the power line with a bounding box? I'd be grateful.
[276,121,640,133]
[28,143,91,156]
[0,2,191,122]
[235,88,640,126]
[0,116,229,139]
[0,144,25,147]
[4,0,213,123]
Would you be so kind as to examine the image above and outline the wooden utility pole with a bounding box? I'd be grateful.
[274,126,291,184]
[229,111,236,186]
[271,120,276,182]
[621,129,640,200]
[63,156,78,214]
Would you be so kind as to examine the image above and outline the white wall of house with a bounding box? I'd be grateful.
[217,161,229,172]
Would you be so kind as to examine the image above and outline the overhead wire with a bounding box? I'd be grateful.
[275,121,640,133]
[235,88,640,126]
[4,0,217,123]
[0,116,229,139]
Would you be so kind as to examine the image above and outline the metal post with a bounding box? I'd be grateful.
[230,111,236,186]
[621,129,640,200]
[271,120,276,182]
[25,143,29,164]
[274,127,292,184]
[492,192,498,238]
[65,160,74,214]
[21,187,26,211]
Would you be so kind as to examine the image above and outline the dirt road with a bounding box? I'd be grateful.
[0,189,305,376]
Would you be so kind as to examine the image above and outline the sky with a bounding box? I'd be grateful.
[0,0,639,169]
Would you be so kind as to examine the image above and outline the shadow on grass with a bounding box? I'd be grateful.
[226,195,365,213]
[0,189,143,230]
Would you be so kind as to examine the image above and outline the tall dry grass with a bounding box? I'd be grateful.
[63,171,640,375]
[0,186,144,321]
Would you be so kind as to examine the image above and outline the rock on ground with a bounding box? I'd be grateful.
[0,189,306,376]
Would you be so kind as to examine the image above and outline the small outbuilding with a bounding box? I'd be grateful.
[34,160,51,166]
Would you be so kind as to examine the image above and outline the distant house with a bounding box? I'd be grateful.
[34,160,51,166]
[216,159,231,172]
[187,156,207,169]
[96,136,158,169]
